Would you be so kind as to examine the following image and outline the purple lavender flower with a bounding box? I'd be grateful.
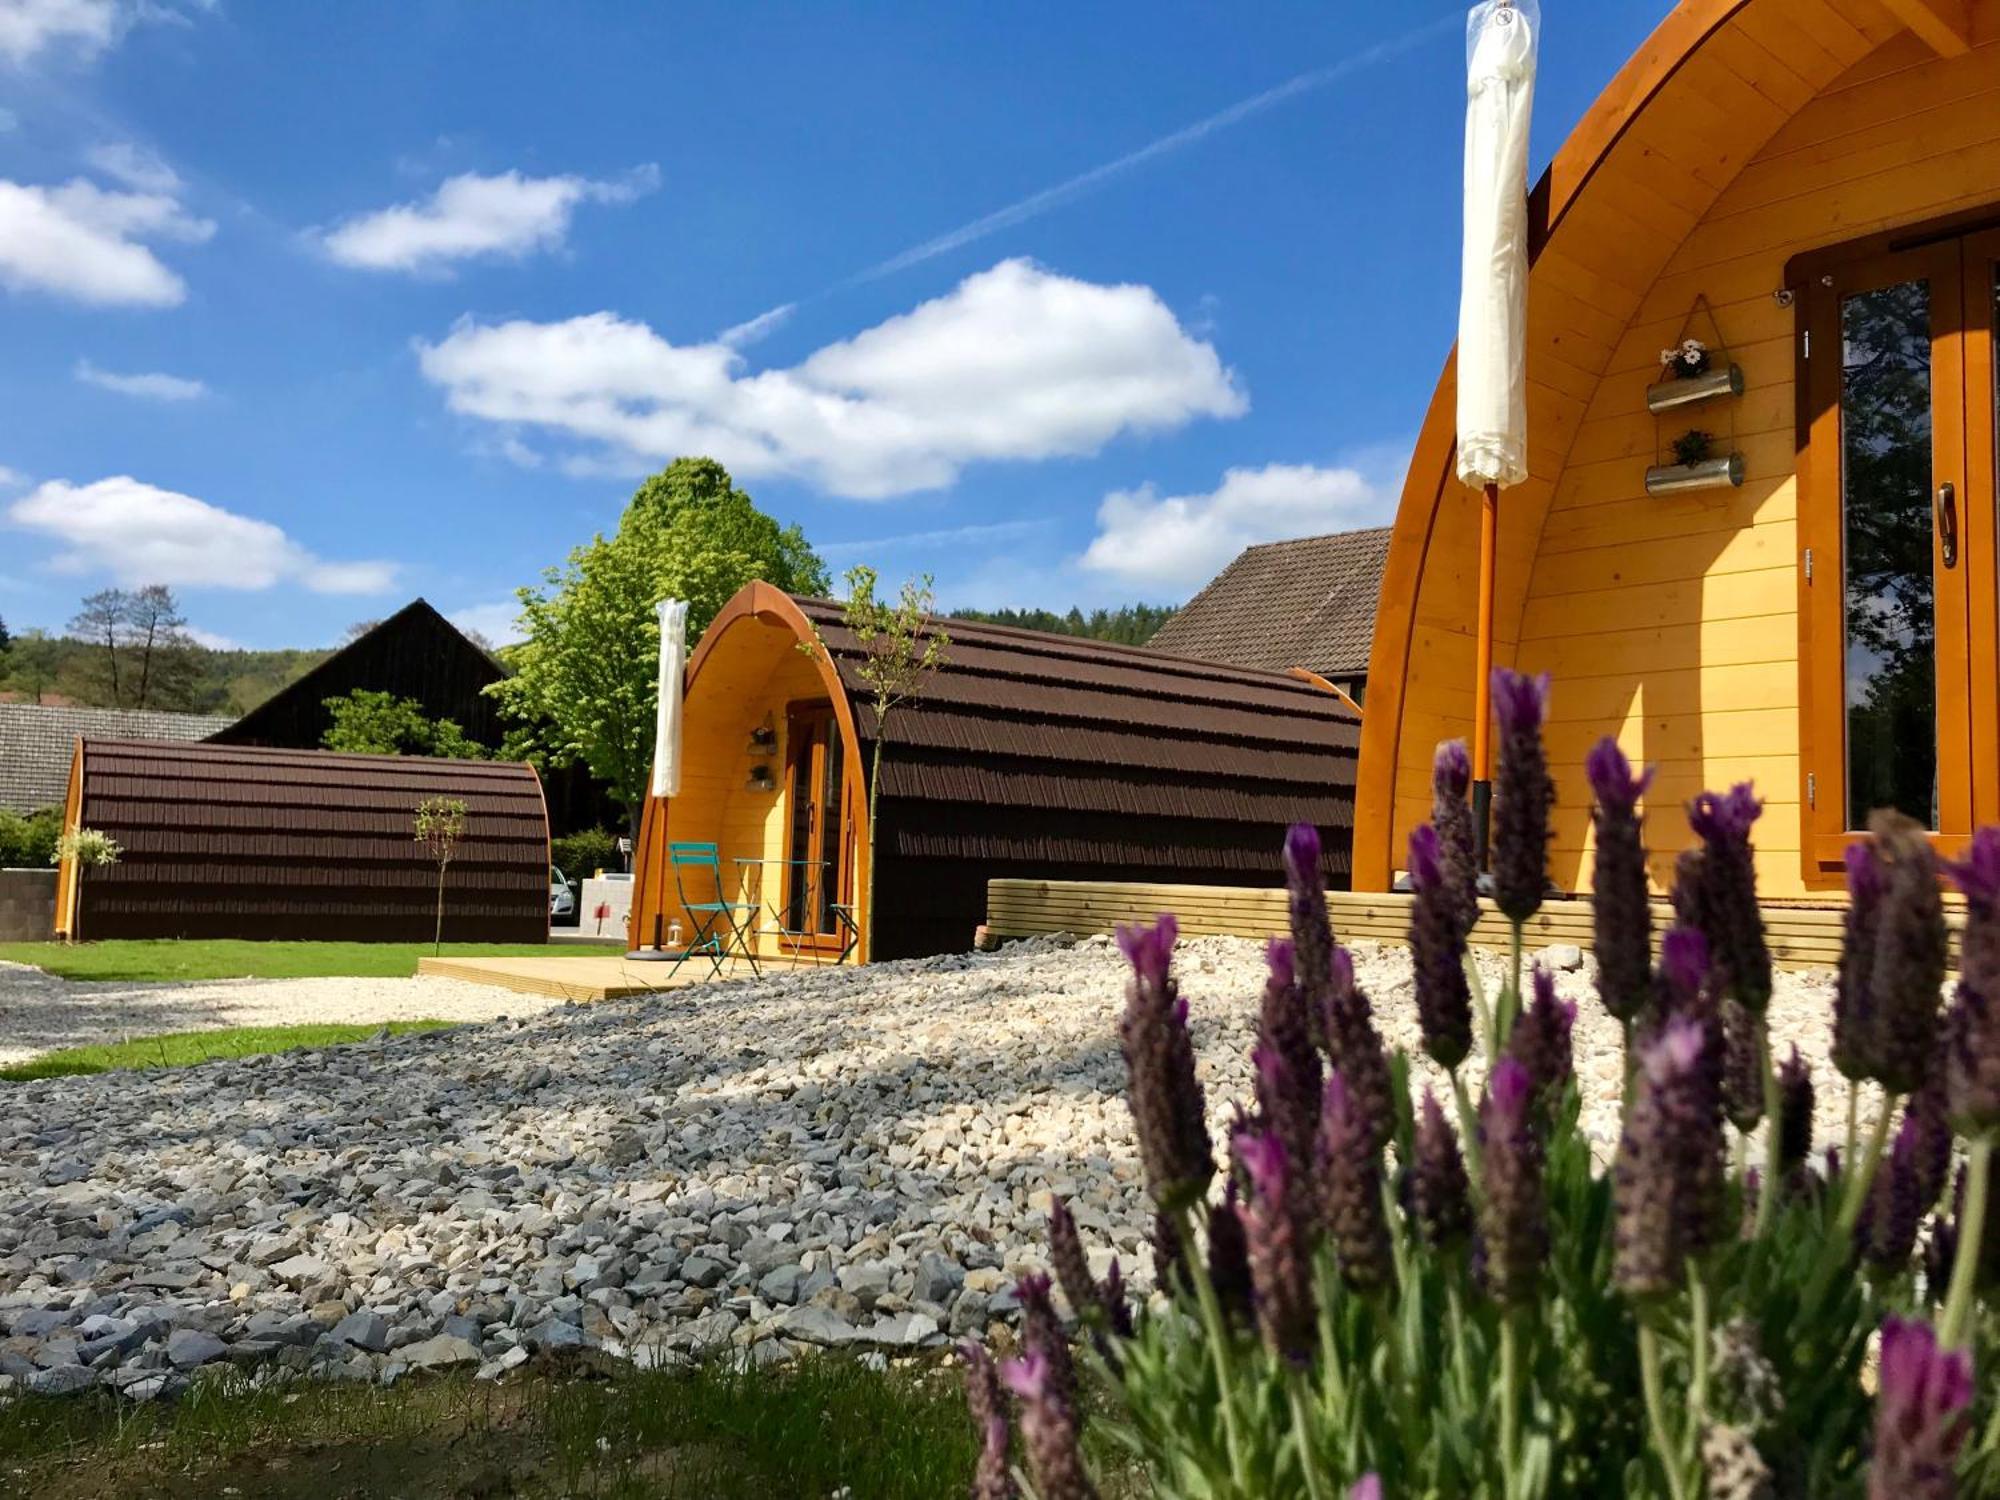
[1408,823,1473,1070]
[1001,1349,1098,1500]
[1859,1117,1924,1277]
[1945,826,2000,1130]
[1433,739,1479,941]
[1587,736,1656,1023]
[1014,1274,1073,1404]
[1116,914,1215,1211]
[960,1342,1019,1500]
[1206,1193,1253,1330]
[1614,1017,1725,1297]
[1655,924,1712,1021]
[1318,1071,1391,1291]
[1348,1478,1384,1500]
[1257,938,1324,1177]
[1683,783,1773,1013]
[1411,1087,1472,1252]
[1490,669,1554,925]
[1930,1164,2000,1300]
[1285,822,1336,1048]
[1322,947,1395,1155]
[1836,840,1887,1082]
[1235,1128,1316,1363]
[1720,998,1766,1133]
[1777,1044,1814,1180]
[1868,1317,1973,1500]
[1478,1057,1547,1306]
[1047,1198,1102,1330]
[1905,1083,1953,1219]
[1098,1258,1133,1338]
[1867,813,1947,1095]
[1151,1211,1186,1294]
[1509,965,1575,1100]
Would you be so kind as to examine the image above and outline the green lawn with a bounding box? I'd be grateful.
[0,1021,455,1082]
[0,939,598,984]
[0,1352,1072,1500]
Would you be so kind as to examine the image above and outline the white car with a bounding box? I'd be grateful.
[550,866,578,924]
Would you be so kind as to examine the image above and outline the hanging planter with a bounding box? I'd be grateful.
[1646,361,1744,412]
[1645,452,1744,495]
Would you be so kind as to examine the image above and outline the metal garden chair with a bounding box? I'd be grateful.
[667,842,762,979]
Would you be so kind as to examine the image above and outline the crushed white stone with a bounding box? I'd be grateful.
[0,933,1853,1402]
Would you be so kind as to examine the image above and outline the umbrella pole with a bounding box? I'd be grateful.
[1472,480,1498,867]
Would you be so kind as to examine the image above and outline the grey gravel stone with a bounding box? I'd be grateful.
[401,1333,482,1369]
[166,1329,227,1369]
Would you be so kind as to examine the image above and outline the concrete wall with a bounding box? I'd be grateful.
[0,869,56,942]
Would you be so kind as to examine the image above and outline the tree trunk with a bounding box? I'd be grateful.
[434,863,447,955]
[865,736,883,964]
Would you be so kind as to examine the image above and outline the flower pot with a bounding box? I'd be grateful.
[1645,453,1744,495]
[1646,363,1744,413]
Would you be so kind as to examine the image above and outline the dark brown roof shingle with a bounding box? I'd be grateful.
[1147,525,1392,678]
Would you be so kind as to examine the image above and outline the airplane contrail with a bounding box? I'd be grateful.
[844,11,1462,287]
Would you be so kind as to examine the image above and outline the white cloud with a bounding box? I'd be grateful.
[183,624,238,650]
[0,176,213,305]
[1079,461,1396,593]
[6,476,397,594]
[322,165,658,274]
[0,0,116,63]
[0,464,23,487]
[85,141,179,192]
[417,258,1245,499]
[74,359,207,400]
[449,600,525,647]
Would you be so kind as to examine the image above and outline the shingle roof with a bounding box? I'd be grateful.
[0,703,233,814]
[1147,525,1393,678]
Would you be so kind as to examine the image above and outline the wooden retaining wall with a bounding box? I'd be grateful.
[985,878,1960,973]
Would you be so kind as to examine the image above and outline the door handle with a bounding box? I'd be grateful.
[1938,481,1959,569]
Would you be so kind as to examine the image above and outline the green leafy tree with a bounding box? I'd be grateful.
[490,457,828,837]
[802,567,949,961]
[412,796,468,954]
[949,602,1176,646]
[1,630,61,704]
[0,807,61,867]
[61,585,200,709]
[321,690,487,759]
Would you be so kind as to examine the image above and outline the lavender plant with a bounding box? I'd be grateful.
[964,670,1996,1498]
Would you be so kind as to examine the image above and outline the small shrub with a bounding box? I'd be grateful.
[552,827,619,877]
[966,669,1998,1499]
[0,807,60,868]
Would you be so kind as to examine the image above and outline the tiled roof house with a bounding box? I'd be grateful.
[0,703,233,814]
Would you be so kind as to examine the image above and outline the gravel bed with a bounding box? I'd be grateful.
[0,932,1852,1402]
[0,963,565,1066]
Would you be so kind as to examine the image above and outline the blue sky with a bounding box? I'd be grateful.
[0,1,1663,649]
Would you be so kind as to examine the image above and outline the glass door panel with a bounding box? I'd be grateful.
[1806,241,1971,856]
[781,702,848,945]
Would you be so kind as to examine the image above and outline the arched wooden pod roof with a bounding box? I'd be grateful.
[58,738,549,942]
[1356,0,1994,894]
[632,582,1358,960]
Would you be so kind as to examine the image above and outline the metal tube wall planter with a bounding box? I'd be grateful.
[1645,363,1744,412]
[1645,453,1744,495]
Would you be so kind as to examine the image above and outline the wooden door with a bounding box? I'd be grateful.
[781,702,850,946]
[1802,240,1973,861]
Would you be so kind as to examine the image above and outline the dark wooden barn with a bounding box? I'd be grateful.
[630,583,1359,962]
[208,597,612,836]
[54,739,549,942]
[211,599,509,751]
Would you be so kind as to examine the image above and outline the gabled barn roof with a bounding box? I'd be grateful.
[1147,526,1392,678]
[210,599,504,751]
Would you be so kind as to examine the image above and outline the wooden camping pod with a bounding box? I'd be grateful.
[1357,0,2000,897]
[628,583,1359,962]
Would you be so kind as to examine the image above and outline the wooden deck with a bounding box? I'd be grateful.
[417,953,813,1002]
[983,879,1941,973]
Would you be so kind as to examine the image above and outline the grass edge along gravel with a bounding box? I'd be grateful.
[0,940,599,984]
[0,1021,456,1081]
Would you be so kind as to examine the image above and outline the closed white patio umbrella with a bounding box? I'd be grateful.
[650,598,690,800]
[1456,0,1538,859]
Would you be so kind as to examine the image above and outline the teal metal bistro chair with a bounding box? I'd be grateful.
[667,842,762,979]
